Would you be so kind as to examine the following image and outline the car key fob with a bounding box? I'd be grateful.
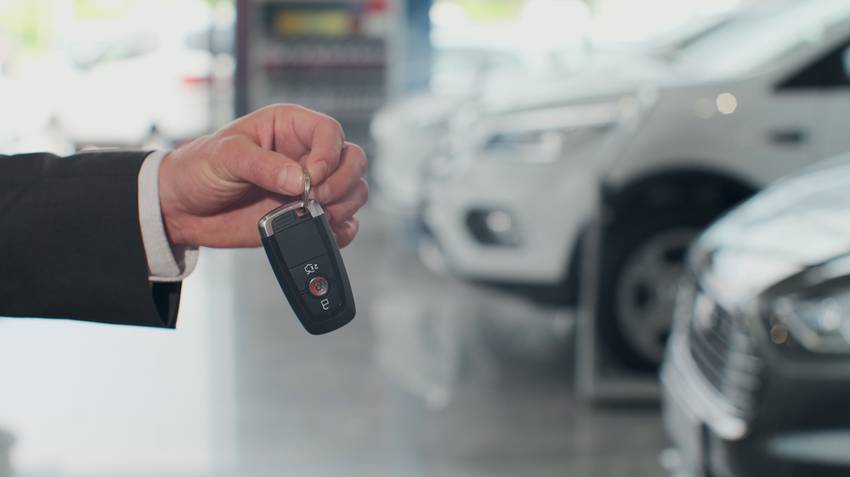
[259,199,356,334]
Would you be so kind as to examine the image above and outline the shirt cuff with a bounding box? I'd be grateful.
[138,150,199,283]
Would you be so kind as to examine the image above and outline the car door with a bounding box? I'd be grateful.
[777,36,850,160]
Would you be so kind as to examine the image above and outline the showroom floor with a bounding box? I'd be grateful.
[0,206,668,477]
[222,207,670,477]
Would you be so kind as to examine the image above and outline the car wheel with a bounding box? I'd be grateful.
[598,210,712,370]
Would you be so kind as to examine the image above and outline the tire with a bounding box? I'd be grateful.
[598,208,719,371]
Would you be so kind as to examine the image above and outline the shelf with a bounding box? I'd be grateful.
[254,0,379,5]
[263,61,385,70]
[237,0,390,123]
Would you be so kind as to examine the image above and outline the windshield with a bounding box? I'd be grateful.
[674,0,850,78]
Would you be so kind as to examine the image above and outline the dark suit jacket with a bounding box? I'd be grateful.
[0,151,181,328]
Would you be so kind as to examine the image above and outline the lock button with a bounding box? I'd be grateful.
[290,255,333,293]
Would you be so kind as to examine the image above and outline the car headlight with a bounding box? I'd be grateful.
[476,99,632,164]
[482,125,610,163]
[769,286,850,354]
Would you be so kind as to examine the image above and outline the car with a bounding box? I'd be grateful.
[0,74,72,155]
[421,0,850,369]
[662,154,850,477]
[370,11,736,218]
[51,11,217,148]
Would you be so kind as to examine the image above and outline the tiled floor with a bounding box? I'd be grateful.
[0,207,667,477]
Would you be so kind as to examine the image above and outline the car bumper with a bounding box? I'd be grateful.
[663,329,850,477]
[371,139,438,219]
[421,153,598,286]
[661,332,746,476]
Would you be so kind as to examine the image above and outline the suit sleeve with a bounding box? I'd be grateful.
[0,151,182,328]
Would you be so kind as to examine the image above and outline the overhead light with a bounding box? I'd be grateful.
[716,93,738,115]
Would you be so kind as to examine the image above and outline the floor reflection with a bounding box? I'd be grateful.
[226,208,667,476]
[0,207,668,476]
[0,428,13,477]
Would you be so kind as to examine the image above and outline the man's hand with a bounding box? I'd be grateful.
[158,104,368,249]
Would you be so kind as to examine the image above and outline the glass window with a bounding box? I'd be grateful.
[672,0,850,79]
[781,42,850,89]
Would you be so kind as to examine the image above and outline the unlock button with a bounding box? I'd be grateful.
[303,288,342,318]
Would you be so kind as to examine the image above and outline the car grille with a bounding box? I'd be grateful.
[687,287,763,418]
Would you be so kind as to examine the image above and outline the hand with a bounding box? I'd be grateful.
[158,104,369,248]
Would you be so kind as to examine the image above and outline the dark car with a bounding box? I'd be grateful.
[662,155,850,476]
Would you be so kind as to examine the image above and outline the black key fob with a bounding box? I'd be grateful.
[259,200,356,334]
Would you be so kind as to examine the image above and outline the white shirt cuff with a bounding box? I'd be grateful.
[138,150,199,282]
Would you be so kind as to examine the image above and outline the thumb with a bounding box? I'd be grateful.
[226,143,305,196]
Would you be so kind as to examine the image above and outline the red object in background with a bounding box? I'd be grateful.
[181,74,213,87]
[365,0,387,13]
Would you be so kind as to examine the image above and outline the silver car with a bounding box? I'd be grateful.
[663,155,850,476]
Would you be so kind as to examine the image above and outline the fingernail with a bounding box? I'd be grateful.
[310,161,329,182]
[313,184,328,202]
[278,166,303,194]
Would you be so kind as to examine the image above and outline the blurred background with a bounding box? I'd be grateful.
[4,0,850,476]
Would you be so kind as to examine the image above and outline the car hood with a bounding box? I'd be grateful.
[372,93,465,136]
[476,54,672,114]
[693,155,850,307]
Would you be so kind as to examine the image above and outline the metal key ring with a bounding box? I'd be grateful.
[302,167,312,207]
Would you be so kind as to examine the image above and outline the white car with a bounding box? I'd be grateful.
[0,74,73,155]
[422,0,850,369]
[52,24,215,148]
[371,12,735,217]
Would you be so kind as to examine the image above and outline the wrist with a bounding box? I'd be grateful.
[159,151,191,247]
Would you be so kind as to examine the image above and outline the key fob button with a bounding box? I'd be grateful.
[260,199,356,334]
[302,288,342,318]
[308,276,330,298]
[289,255,333,293]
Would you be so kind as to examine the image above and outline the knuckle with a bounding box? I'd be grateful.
[318,147,337,164]
[267,103,300,120]
[219,134,242,152]
[356,153,368,177]
[225,137,253,162]
[358,179,370,202]
[315,160,331,179]
[325,117,345,138]
[218,138,245,171]
[346,143,368,169]
[349,143,366,160]
[317,183,332,203]
[258,103,285,118]
[355,156,369,178]
[272,102,297,113]
[348,141,365,153]
[247,157,268,181]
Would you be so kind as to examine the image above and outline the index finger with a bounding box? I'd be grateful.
[300,113,345,185]
[224,141,305,196]
[234,104,346,185]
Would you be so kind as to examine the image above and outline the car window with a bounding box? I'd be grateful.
[780,41,850,89]
[673,0,850,79]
